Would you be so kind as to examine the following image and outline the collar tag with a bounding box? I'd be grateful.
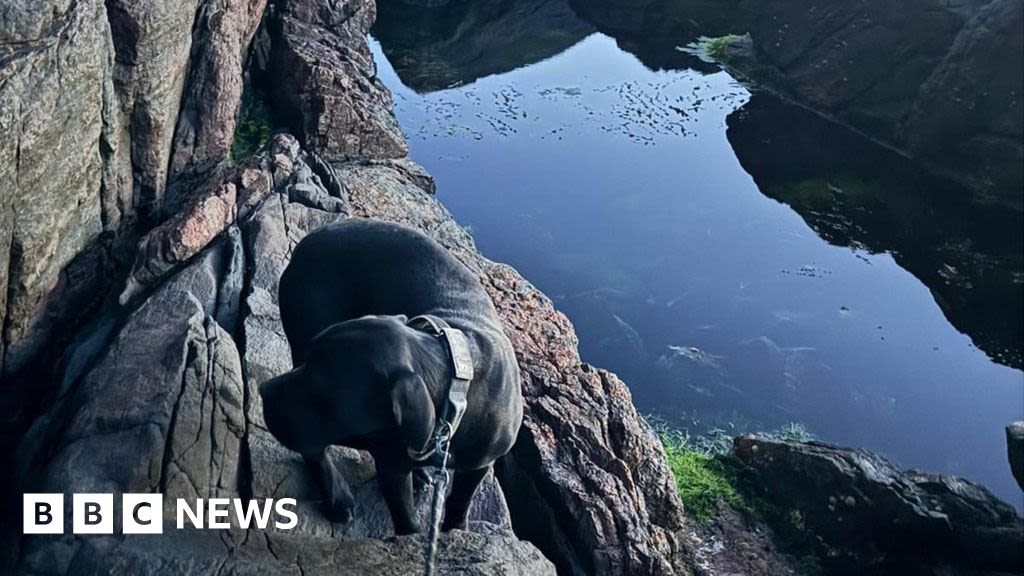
[442,327,474,380]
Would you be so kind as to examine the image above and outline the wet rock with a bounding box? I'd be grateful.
[1008,421,1024,492]
[681,502,796,576]
[65,525,554,576]
[268,0,407,161]
[341,160,690,575]
[732,435,1024,575]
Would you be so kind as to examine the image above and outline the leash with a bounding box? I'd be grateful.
[404,315,474,576]
[424,422,452,576]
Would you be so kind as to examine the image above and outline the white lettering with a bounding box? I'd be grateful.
[274,498,298,530]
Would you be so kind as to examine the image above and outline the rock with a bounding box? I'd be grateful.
[64,526,554,576]
[267,0,407,161]
[8,0,694,571]
[681,502,796,576]
[120,133,350,304]
[340,160,690,575]
[164,0,268,216]
[900,0,1024,207]
[732,435,1024,575]
[18,238,247,574]
[0,0,114,375]
[0,0,272,375]
[736,0,1023,208]
[120,182,238,304]
[1008,421,1024,492]
[18,157,519,573]
[103,0,205,223]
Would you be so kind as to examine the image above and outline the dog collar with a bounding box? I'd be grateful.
[405,315,474,463]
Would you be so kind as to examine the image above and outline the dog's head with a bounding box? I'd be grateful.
[259,314,437,456]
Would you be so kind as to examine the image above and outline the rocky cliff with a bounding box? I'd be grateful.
[0,0,268,382]
[2,0,694,574]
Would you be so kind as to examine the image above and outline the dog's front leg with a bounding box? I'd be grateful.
[303,449,354,524]
[377,466,420,535]
[441,466,489,531]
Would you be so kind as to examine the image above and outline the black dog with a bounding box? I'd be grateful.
[259,219,523,534]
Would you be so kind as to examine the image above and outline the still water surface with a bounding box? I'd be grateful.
[368,28,1023,507]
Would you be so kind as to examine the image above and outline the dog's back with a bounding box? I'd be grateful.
[279,219,501,361]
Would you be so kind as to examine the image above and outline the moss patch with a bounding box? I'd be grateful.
[658,428,746,523]
[231,98,272,164]
[654,421,815,524]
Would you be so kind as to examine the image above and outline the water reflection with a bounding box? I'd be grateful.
[371,0,1024,507]
[727,96,1024,368]
[374,0,594,92]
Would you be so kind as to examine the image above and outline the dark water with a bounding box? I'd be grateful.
[370,4,1024,508]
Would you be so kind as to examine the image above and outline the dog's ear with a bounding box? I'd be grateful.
[393,314,409,324]
[390,372,434,455]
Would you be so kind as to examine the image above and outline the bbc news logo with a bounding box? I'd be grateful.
[24,494,298,534]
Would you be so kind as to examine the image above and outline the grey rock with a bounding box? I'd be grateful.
[267,0,408,161]
[20,171,521,574]
[164,0,269,215]
[104,0,203,223]
[20,240,247,575]
[285,162,350,213]
[0,0,110,374]
[0,0,272,374]
[120,182,238,305]
[901,0,1024,206]
[65,526,554,576]
[733,435,1023,574]
[213,225,245,333]
[737,0,1023,207]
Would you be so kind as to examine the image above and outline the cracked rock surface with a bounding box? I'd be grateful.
[17,135,533,575]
